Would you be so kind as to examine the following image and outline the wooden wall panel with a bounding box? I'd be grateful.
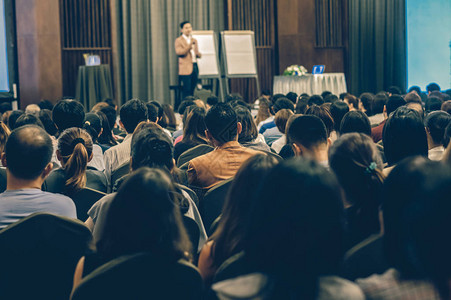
[226,0,277,103]
[59,0,112,98]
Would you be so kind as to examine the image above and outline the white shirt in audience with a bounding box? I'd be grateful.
[103,134,133,187]
[87,144,105,171]
[271,135,286,153]
[428,146,445,161]
[369,113,385,126]
[257,116,274,131]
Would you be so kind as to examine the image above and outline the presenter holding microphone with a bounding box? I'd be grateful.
[175,21,201,107]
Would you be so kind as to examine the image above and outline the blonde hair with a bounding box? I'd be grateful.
[57,128,93,194]
[0,121,10,153]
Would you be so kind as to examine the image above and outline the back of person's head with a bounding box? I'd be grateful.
[383,157,451,286]
[96,111,117,146]
[225,93,243,104]
[183,106,207,144]
[305,105,334,138]
[83,113,102,143]
[206,96,219,108]
[57,128,93,193]
[270,93,285,105]
[441,100,451,115]
[359,92,374,114]
[178,99,195,115]
[425,96,443,112]
[424,111,451,146]
[38,109,58,136]
[146,102,159,123]
[372,92,388,115]
[0,121,10,154]
[386,95,407,116]
[99,105,116,130]
[330,101,349,132]
[235,106,257,143]
[210,154,279,267]
[285,92,298,104]
[339,111,371,136]
[387,86,402,95]
[324,94,338,103]
[339,92,348,100]
[91,102,109,112]
[205,103,238,144]
[52,99,85,132]
[408,86,422,95]
[96,167,191,261]
[404,91,422,104]
[329,133,384,243]
[119,99,148,133]
[295,97,308,114]
[344,94,358,110]
[287,115,327,149]
[406,101,425,121]
[307,95,324,107]
[245,159,344,297]
[38,99,54,111]
[383,106,428,166]
[321,91,332,99]
[272,98,294,115]
[14,113,44,129]
[131,124,174,172]
[25,104,40,115]
[8,110,24,130]
[274,109,294,134]
[426,82,440,93]
[4,125,53,180]
[0,102,12,114]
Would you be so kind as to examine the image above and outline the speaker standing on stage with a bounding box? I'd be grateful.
[175,21,201,105]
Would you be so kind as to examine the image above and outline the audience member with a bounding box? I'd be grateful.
[324,94,339,103]
[271,109,294,153]
[38,99,54,111]
[52,99,85,135]
[0,102,12,114]
[305,105,334,138]
[206,96,219,111]
[25,104,40,115]
[339,111,372,137]
[38,109,58,136]
[441,100,451,115]
[368,93,388,126]
[406,101,425,121]
[285,91,298,104]
[161,103,177,131]
[426,82,440,94]
[255,97,271,126]
[295,96,308,114]
[425,96,443,112]
[371,95,406,143]
[359,93,374,115]
[308,95,325,107]
[344,94,359,111]
[174,106,208,161]
[83,113,106,171]
[330,101,350,133]
[259,97,294,134]
[187,103,260,189]
[0,122,10,167]
[387,86,402,96]
[424,111,451,161]
[0,125,76,228]
[404,91,422,104]
[8,110,24,130]
[14,113,44,129]
[235,106,269,152]
[96,110,117,151]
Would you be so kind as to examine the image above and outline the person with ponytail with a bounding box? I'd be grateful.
[83,113,105,171]
[328,133,385,249]
[44,128,108,195]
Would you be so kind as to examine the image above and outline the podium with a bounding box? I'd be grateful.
[75,64,113,111]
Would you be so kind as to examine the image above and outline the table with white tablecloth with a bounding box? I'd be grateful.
[273,73,347,96]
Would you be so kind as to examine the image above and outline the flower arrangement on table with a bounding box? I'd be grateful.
[283,65,308,76]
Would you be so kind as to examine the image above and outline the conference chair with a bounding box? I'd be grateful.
[176,144,214,167]
[71,252,203,300]
[71,187,107,221]
[0,213,92,300]
[182,216,200,257]
[200,177,234,231]
[110,161,130,189]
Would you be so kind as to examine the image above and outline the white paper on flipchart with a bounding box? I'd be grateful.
[192,34,219,76]
[224,34,256,75]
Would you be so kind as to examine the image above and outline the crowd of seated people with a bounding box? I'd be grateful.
[0,82,449,299]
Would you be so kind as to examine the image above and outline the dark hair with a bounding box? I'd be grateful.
[162,104,177,130]
[204,103,238,144]
[285,92,298,104]
[14,113,44,129]
[99,106,117,131]
[408,86,422,94]
[295,97,308,114]
[178,100,195,115]
[383,106,428,166]
[235,106,257,143]
[38,109,58,136]
[387,86,402,95]
[344,94,358,109]
[441,100,451,115]
[225,93,243,103]
[0,122,10,154]
[5,125,53,179]
[307,95,324,107]
[149,101,164,121]
[96,111,117,147]
[274,109,294,134]
[244,159,344,298]
[339,93,348,100]
[404,91,422,104]
[324,94,338,103]
[206,96,219,107]
[359,93,374,115]
[52,99,85,132]
[321,91,332,99]
[38,100,54,111]
[424,111,451,146]
[180,20,190,29]
[287,115,327,149]
[119,99,148,133]
[0,102,12,114]
[146,103,159,123]
[305,105,334,138]
[330,101,349,132]
[270,94,285,105]
[256,97,271,126]
[83,113,102,143]
[339,111,371,136]
[386,95,407,116]
[209,154,279,269]
[426,82,440,93]
[425,96,443,112]
[182,106,208,145]
[372,93,388,114]
[272,98,294,115]
[96,167,191,261]
[8,110,24,130]
[406,102,425,121]
[329,133,384,246]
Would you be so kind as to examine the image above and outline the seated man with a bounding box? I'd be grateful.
[0,125,76,229]
[188,103,260,189]
[287,115,330,166]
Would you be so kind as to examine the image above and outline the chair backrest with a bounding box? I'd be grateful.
[0,213,92,300]
[182,215,200,257]
[72,252,203,300]
[71,187,107,221]
[0,167,6,193]
[110,161,130,189]
[213,251,250,284]
[200,177,234,232]
[177,144,214,167]
[177,184,200,207]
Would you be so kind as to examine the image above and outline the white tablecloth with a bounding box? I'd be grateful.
[273,73,347,96]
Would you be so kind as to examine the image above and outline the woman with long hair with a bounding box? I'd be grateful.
[235,106,270,151]
[44,128,108,195]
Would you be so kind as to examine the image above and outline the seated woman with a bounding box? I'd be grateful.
[71,167,193,293]
[44,128,108,194]
[211,159,364,299]
[235,106,270,152]
[198,154,278,285]
[328,133,384,249]
[339,111,372,137]
[173,106,209,161]
[83,113,105,171]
